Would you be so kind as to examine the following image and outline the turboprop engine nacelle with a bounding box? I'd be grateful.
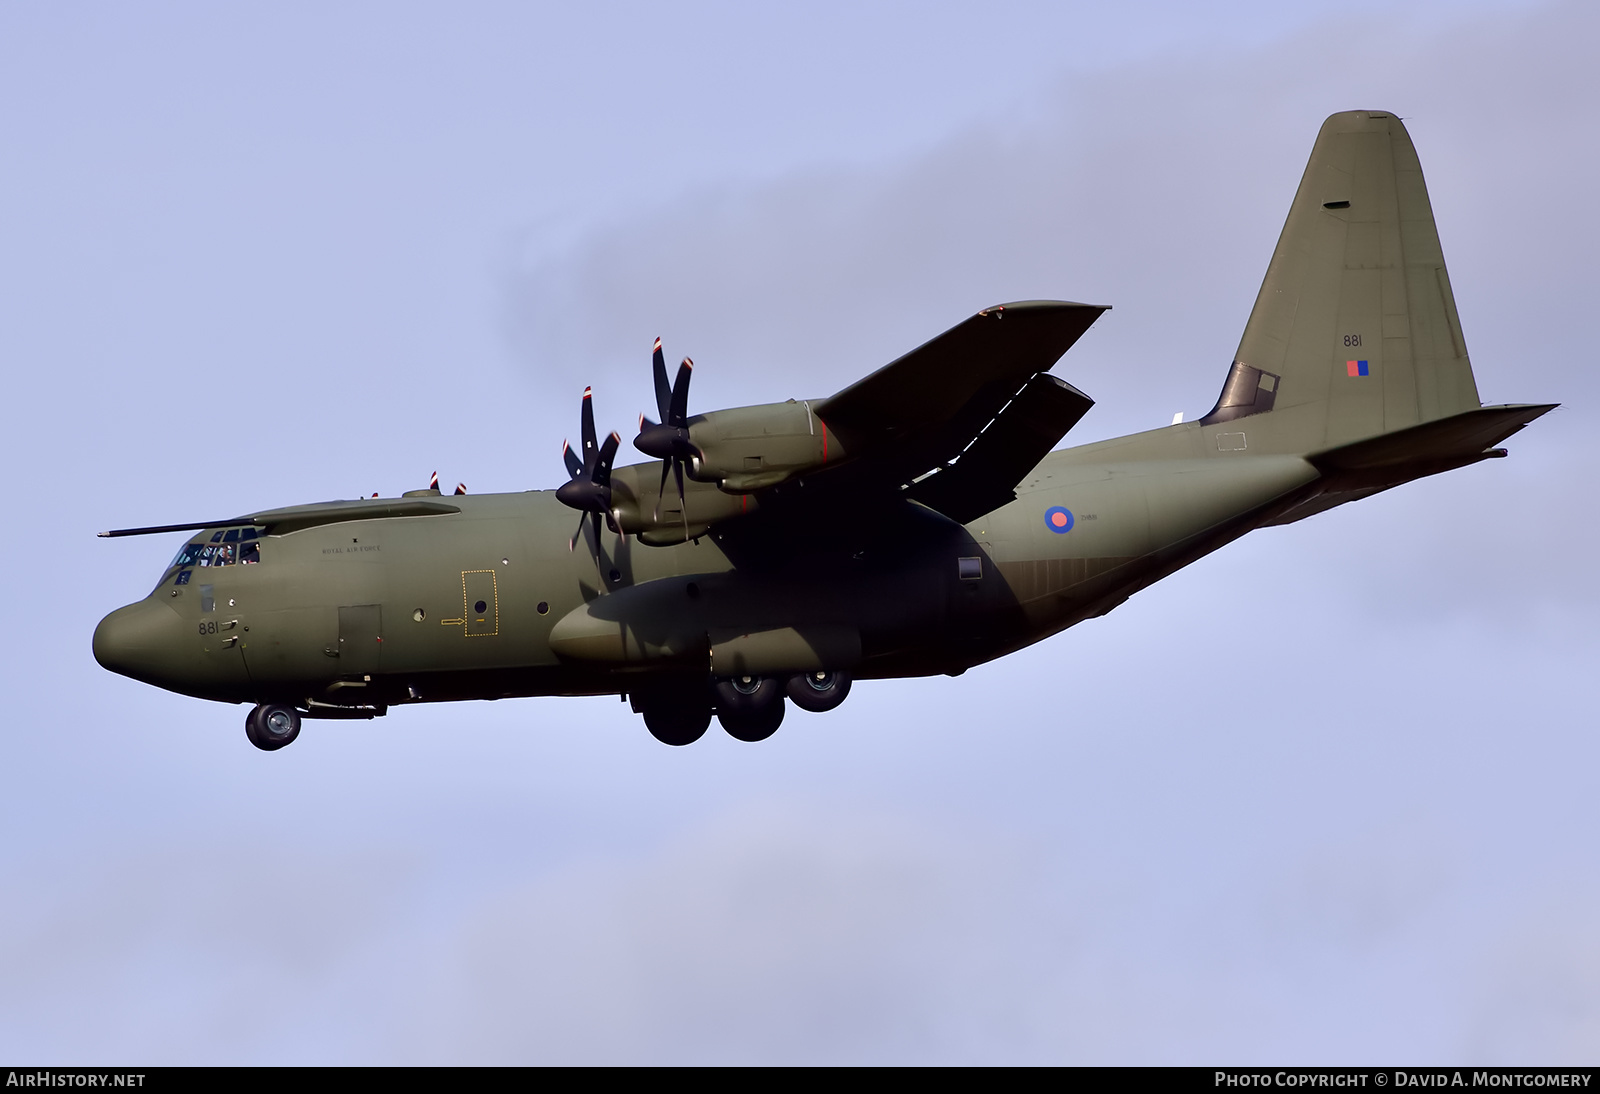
[680,401,847,493]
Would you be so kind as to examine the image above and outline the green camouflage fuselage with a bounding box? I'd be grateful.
[94,426,1321,710]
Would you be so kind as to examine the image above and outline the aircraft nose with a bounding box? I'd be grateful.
[93,598,184,685]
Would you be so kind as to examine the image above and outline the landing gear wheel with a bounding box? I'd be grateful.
[245,703,301,751]
[714,676,786,742]
[713,675,783,714]
[786,671,853,713]
[718,700,785,742]
[642,702,711,746]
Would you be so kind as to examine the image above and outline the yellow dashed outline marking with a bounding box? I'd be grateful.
[460,569,499,637]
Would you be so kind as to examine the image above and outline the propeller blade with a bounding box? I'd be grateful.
[669,357,693,426]
[580,387,598,470]
[589,511,605,564]
[428,471,439,491]
[568,511,586,552]
[654,457,671,520]
[673,458,687,533]
[562,440,584,479]
[593,431,621,485]
[652,337,672,422]
[454,483,467,495]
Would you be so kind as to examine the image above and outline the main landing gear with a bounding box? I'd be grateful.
[714,676,786,742]
[785,671,852,713]
[635,672,854,746]
[245,703,302,751]
[642,699,713,746]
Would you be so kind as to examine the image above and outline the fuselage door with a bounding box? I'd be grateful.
[338,604,383,674]
[196,581,251,684]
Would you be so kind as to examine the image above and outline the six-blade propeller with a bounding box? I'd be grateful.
[555,387,621,554]
[634,337,697,522]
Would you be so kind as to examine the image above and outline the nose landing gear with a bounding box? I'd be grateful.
[245,703,302,751]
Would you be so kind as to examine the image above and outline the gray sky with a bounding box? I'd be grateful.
[1,0,1596,1063]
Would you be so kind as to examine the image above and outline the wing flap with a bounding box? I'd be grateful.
[907,373,1094,524]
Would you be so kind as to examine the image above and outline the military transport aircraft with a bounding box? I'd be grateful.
[94,110,1555,750]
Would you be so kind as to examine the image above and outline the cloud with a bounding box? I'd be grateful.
[498,1,1600,445]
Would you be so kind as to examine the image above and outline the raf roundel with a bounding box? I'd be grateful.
[1044,506,1074,534]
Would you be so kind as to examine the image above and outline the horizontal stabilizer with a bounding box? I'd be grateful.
[1309,402,1557,488]
[908,372,1094,524]
[1261,402,1557,528]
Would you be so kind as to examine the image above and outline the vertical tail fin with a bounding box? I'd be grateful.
[1202,110,1481,453]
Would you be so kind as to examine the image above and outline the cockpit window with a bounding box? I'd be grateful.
[166,527,262,580]
[169,542,206,568]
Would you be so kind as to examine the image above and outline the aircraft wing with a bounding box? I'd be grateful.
[803,300,1105,520]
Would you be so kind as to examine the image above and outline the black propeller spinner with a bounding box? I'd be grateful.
[556,387,621,554]
[634,337,697,521]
